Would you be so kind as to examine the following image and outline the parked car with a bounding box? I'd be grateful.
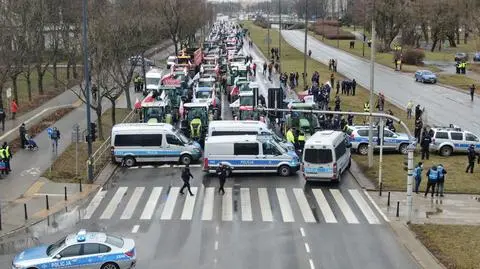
[454,52,468,62]
[429,125,480,156]
[414,70,437,84]
[345,125,411,155]
[473,52,480,62]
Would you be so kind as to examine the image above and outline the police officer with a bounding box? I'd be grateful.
[425,165,438,198]
[420,132,431,160]
[0,146,6,175]
[133,74,140,92]
[216,163,229,195]
[2,142,11,174]
[414,118,423,142]
[298,131,305,151]
[180,165,194,196]
[436,164,447,197]
[286,127,295,144]
[469,84,475,101]
[363,101,370,124]
[414,162,423,194]
[465,144,476,173]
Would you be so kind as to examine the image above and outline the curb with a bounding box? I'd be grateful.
[348,159,377,191]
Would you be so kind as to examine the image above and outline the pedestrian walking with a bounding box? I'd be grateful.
[466,144,476,173]
[19,123,26,149]
[252,62,257,77]
[0,108,5,131]
[425,165,439,198]
[351,79,356,96]
[330,73,335,89]
[436,164,447,197]
[469,84,475,101]
[49,127,61,153]
[216,163,229,195]
[2,142,11,174]
[414,118,423,142]
[406,100,413,119]
[0,147,6,175]
[308,49,312,57]
[10,100,18,120]
[262,62,267,76]
[414,162,423,194]
[336,80,340,95]
[180,165,194,196]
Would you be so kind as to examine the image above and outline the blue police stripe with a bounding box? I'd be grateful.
[208,159,283,166]
[114,149,181,157]
[37,252,132,269]
[304,167,333,173]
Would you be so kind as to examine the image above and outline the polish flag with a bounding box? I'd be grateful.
[134,98,142,109]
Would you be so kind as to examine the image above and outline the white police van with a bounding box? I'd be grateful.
[207,120,295,151]
[203,135,300,176]
[111,123,202,167]
[302,131,351,182]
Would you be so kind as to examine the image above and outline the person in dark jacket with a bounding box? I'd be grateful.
[0,108,5,131]
[351,79,356,96]
[216,163,230,195]
[420,133,431,160]
[466,144,476,173]
[180,165,194,196]
[425,165,438,198]
[435,164,447,197]
[19,123,27,149]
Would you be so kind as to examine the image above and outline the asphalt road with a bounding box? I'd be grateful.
[282,30,480,134]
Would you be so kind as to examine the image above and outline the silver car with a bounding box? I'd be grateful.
[12,230,136,269]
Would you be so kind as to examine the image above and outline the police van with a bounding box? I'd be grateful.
[111,123,202,167]
[302,131,351,182]
[203,135,300,176]
[207,120,295,151]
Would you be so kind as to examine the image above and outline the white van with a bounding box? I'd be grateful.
[145,68,163,92]
[207,120,295,151]
[203,135,300,177]
[111,123,202,167]
[302,131,351,182]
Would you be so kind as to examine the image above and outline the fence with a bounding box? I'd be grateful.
[90,109,138,180]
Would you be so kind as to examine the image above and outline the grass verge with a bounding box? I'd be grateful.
[43,108,133,183]
[245,21,479,194]
[410,224,480,269]
[438,74,478,91]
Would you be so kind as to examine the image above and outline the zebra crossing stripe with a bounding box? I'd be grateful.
[160,187,180,220]
[100,187,128,220]
[222,188,233,221]
[202,187,215,221]
[348,189,380,224]
[330,189,359,224]
[258,188,273,222]
[276,188,294,222]
[312,189,337,223]
[241,188,253,221]
[120,187,145,220]
[140,187,163,220]
[293,188,316,223]
[181,187,198,220]
[82,189,107,220]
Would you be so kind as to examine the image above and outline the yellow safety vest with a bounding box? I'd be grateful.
[364,103,370,112]
[298,134,305,142]
[4,146,10,158]
[0,149,5,159]
[286,130,295,143]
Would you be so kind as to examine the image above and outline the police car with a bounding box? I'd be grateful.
[345,125,411,155]
[12,230,136,269]
[429,125,480,156]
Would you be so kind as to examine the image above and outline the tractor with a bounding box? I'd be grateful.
[141,92,174,124]
[181,101,213,145]
[283,102,320,138]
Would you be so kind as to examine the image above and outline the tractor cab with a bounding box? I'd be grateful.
[141,92,173,124]
[284,102,319,137]
[182,101,212,143]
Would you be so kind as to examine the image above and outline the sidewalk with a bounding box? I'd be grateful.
[0,44,175,236]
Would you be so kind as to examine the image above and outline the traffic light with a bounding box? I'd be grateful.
[90,122,97,142]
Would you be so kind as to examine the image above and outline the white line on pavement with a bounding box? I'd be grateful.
[222,188,233,221]
[140,187,163,220]
[309,259,315,269]
[121,187,145,220]
[305,243,310,253]
[131,225,139,234]
[276,188,294,222]
[312,189,337,223]
[180,187,198,220]
[240,188,253,221]
[330,189,359,224]
[82,189,107,219]
[349,189,381,224]
[293,188,316,223]
[100,187,128,219]
[300,227,305,237]
[363,189,390,223]
[202,187,215,221]
[214,241,218,250]
[258,188,273,222]
[215,225,219,235]
[160,187,180,220]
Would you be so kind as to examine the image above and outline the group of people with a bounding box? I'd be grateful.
[270,47,280,61]
[180,163,231,196]
[414,162,447,197]
[280,72,300,89]
[328,59,338,72]
[133,74,144,93]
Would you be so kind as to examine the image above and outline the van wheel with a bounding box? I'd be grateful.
[440,145,453,156]
[358,144,368,155]
[347,159,351,170]
[399,143,408,154]
[278,165,291,177]
[101,262,119,269]
[180,154,192,165]
[123,156,136,167]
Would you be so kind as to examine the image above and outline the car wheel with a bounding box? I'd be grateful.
[123,156,136,167]
[180,154,192,165]
[421,78,425,83]
[399,143,408,154]
[358,144,369,155]
[101,262,119,269]
[433,79,437,84]
[347,158,351,170]
[440,145,453,157]
[415,77,418,82]
[278,165,291,177]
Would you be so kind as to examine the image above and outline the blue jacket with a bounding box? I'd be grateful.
[427,167,439,182]
[414,166,422,180]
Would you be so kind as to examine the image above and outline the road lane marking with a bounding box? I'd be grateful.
[300,227,305,237]
[120,187,145,220]
[202,187,215,220]
[363,189,390,222]
[131,225,139,234]
[293,188,316,223]
[222,188,233,221]
[276,188,294,222]
[180,187,198,220]
[82,189,107,219]
[309,259,315,269]
[100,187,128,219]
[140,187,163,220]
[215,225,219,234]
[214,241,219,250]
[160,187,180,220]
[349,189,381,224]
[312,189,337,223]
[330,189,359,224]
[304,243,310,253]
[240,188,253,221]
[258,188,273,222]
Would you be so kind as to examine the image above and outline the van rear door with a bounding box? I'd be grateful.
[303,147,334,178]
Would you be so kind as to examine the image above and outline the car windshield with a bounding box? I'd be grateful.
[198,81,214,88]
[196,91,211,99]
[423,71,433,76]
[46,236,66,256]
[271,140,286,153]
[146,78,160,85]
[175,130,190,144]
[240,96,253,106]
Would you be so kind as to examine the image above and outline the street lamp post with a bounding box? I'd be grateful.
[367,0,376,168]
[278,0,281,70]
[303,0,308,87]
[82,0,93,182]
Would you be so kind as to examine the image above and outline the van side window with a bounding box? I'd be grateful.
[383,130,394,137]
[435,132,448,139]
[465,133,479,142]
[450,132,463,140]
[262,142,280,155]
[304,148,333,164]
[357,130,368,136]
[166,134,183,146]
[211,131,257,136]
[114,134,162,147]
[234,143,259,155]
[334,142,347,158]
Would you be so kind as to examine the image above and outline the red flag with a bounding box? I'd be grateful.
[134,98,142,109]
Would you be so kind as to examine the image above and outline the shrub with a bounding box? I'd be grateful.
[312,24,355,40]
[253,18,269,29]
[402,48,426,65]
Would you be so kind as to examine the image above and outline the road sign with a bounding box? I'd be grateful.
[6,88,11,99]
[71,124,81,143]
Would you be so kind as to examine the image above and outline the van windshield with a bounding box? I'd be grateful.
[146,78,160,86]
[175,130,190,144]
[304,148,333,164]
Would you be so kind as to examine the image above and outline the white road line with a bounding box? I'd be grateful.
[82,190,107,219]
[215,225,219,234]
[304,243,310,253]
[258,188,273,222]
[276,188,294,222]
[240,188,253,221]
[160,187,180,220]
[293,188,316,223]
[180,187,198,220]
[309,259,315,269]
[100,187,128,219]
[330,189,359,224]
[349,189,381,224]
[363,189,390,223]
[222,188,233,221]
[312,189,337,223]
[131,225,140,234]
[120,187,145,220]
[214,241,219,250]
[300,227,305,237]
[202,187,215,220]
[140,187,163,220]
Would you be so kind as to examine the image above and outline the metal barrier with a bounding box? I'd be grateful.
[90,109,138,180]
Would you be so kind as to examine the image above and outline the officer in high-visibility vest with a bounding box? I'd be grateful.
[2,142,11,174]
[425,165,439,198]
[0,147,6,175]
[363,101,370,124]
[286,128,295,144]
[298,131,306,150]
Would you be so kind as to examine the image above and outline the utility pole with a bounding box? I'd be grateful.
[303,0,308,87]
[367,0,376,168]
[82,0,93,182]
[278,0,281,70]
[267,0,270,59]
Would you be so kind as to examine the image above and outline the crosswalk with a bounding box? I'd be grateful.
[82,186,383,225]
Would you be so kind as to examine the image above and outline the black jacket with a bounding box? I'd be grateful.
[182,168,193,182]
[420,135,432,148]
